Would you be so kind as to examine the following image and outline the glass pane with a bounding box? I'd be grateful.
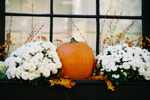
[5,16,50,52]
[54,0,96,15]
[99,19,142,52]
[53,18,96,52]
[100,0,142,16]
[5,0,50,14]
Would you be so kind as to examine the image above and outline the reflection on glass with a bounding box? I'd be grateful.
[99,19,142,52]
[54,0,96,15]
[53,18,96,52]
[5,0,50,14]
[100,0,142,16]
[5,16,50,52]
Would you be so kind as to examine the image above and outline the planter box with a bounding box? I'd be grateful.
[0,80,150,100]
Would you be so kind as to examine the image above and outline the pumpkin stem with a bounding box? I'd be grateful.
[70,38,78,43]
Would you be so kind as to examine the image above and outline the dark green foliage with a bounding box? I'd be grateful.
[0,72,7,79]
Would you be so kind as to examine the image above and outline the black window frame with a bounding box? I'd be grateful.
[0,0,150,61]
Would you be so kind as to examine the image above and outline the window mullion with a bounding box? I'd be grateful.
[96,0,100,55]
[50,0,53,42]
[0,0,5,61]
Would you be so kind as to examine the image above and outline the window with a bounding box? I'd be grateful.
[0,0,150,61]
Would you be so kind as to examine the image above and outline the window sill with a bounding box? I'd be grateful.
[0,79,150,100]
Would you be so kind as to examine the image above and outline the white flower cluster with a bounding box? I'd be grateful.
[96,44,150,80]
[4,41,62,80]
[0,61,7,73]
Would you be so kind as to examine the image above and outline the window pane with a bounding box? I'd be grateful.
[54,0,96,15]
[100,0,142,16]
[53,18,96,52]
[5,16,50,52]
[99,19,142,52]
[5,0,50,14]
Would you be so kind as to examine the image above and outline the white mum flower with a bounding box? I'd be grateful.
[28,73,35,80]
[29,58,39,66]
[35,53,44,60]
[9,60,16,68]
[138,67,146,76]
[6,69,12,79]
[4,57,16,67]
[41,42,51,49]
[56,62,62,69]
[115,45,122,50]
[22,53,31,60]
[123,63,130,69]
[102,59,108,66]
[114,74,120,79]
[38,66,45,73]
[10,51,18,57]
[22,62,30,70]
[14,57,22,64]
[9,67,17,78]
[52,69,58,74]
[43,69,50,77]
[110,65,117,71]
[34,71,41,78]
[28,64,36,72]
[123,72,127,77]
[16,67,24,79]
[21,72,29,80]
[35,46,43,53]
[145,75,150,80]
[122,44,128,47]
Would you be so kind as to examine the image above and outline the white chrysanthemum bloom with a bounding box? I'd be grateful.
[14,57,22,64]
[28,64,36,72]
[115,45,122,50]
[123,72,127,77]
[35,46,43,53]
[28,73,35,80]
[22,62,30,70]
[34,53,44,60]
[50,44,56,51]
[37,62,44,68]
[56,62,62,69]
[47,63,56,71]
[9,67,17,78]
[123,63,130,69]
[118,49,126,55]
[138,67,146,76]
[122,43,128,47]
[21,72,29,80]
[9,60,16,68]
[4,41,62,81]
[29,58,39,66]
[5,57,16,67]
[10,50,18,57]
[16,67,24,79]
[41,42,51,50]
[34,71,41,78]
[16,72,21,79]
[110,65,117,71]
[102,59,108,66]
[105,68,111,72]
[38,66,45,74]
[22,53,31,60]
[6,69,11,79]
[42,57,50,66]
[112,74,120,79]
[43,69,50,77]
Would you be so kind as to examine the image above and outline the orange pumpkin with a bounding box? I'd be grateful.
[57,38,95,79]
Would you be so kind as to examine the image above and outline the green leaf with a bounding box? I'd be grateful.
[116,81,119,86]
